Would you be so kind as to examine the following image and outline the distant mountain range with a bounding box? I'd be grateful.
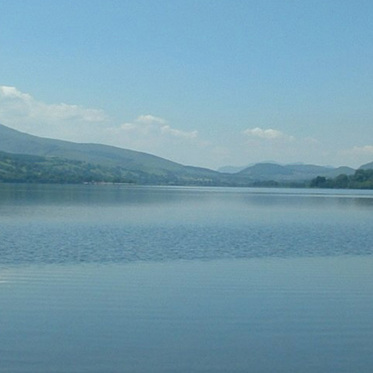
[0,123,372,185]
[237,162,355,181]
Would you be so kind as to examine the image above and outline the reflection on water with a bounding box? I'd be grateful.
[0,184,373,265]
[1,185,373,372]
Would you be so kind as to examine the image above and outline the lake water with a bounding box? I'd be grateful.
[1,184,373,372]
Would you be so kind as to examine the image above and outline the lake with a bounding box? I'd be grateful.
[1,184,373,372]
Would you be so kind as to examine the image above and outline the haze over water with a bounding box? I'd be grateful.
[1,184,373,372]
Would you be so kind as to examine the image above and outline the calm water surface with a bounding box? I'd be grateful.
[1,184,373,372]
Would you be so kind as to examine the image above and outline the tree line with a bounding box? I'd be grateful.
[310,169,373,189]
[0,152,134,184]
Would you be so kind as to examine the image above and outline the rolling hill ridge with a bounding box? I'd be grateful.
[0,123,372,186]
[0,123,224,185]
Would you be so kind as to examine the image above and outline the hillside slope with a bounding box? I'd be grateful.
[0,123,222,184]
[360,161,373,170]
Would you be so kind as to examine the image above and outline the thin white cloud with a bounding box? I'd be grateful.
[0,86,108,124]
[136,114,166,124]
[160,125,198,139]
[243,127,295,141]
[348,145,373,155]
[118,115,198,140]
[0,85,32,100]
[0,85,109,140]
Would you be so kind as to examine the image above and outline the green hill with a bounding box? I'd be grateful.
[0,123,224,185]
[0,151,135,184]
[0,123,185,172]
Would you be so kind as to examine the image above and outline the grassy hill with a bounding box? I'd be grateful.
[0,150,232,185]
[0,151,134,184]
[0,123,224,185]
[0,123,188,172]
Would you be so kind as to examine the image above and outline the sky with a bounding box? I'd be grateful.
[1,0,373,170]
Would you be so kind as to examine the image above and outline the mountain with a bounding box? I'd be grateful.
[217,165,248,173]
[0,123,185,171]
[0,123,368,186]
[0,123,222,185]
[359,161,373,170]
[217,161,278,174]
[238,162,355,182]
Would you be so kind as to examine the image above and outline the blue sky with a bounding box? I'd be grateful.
[1,0,373,169]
